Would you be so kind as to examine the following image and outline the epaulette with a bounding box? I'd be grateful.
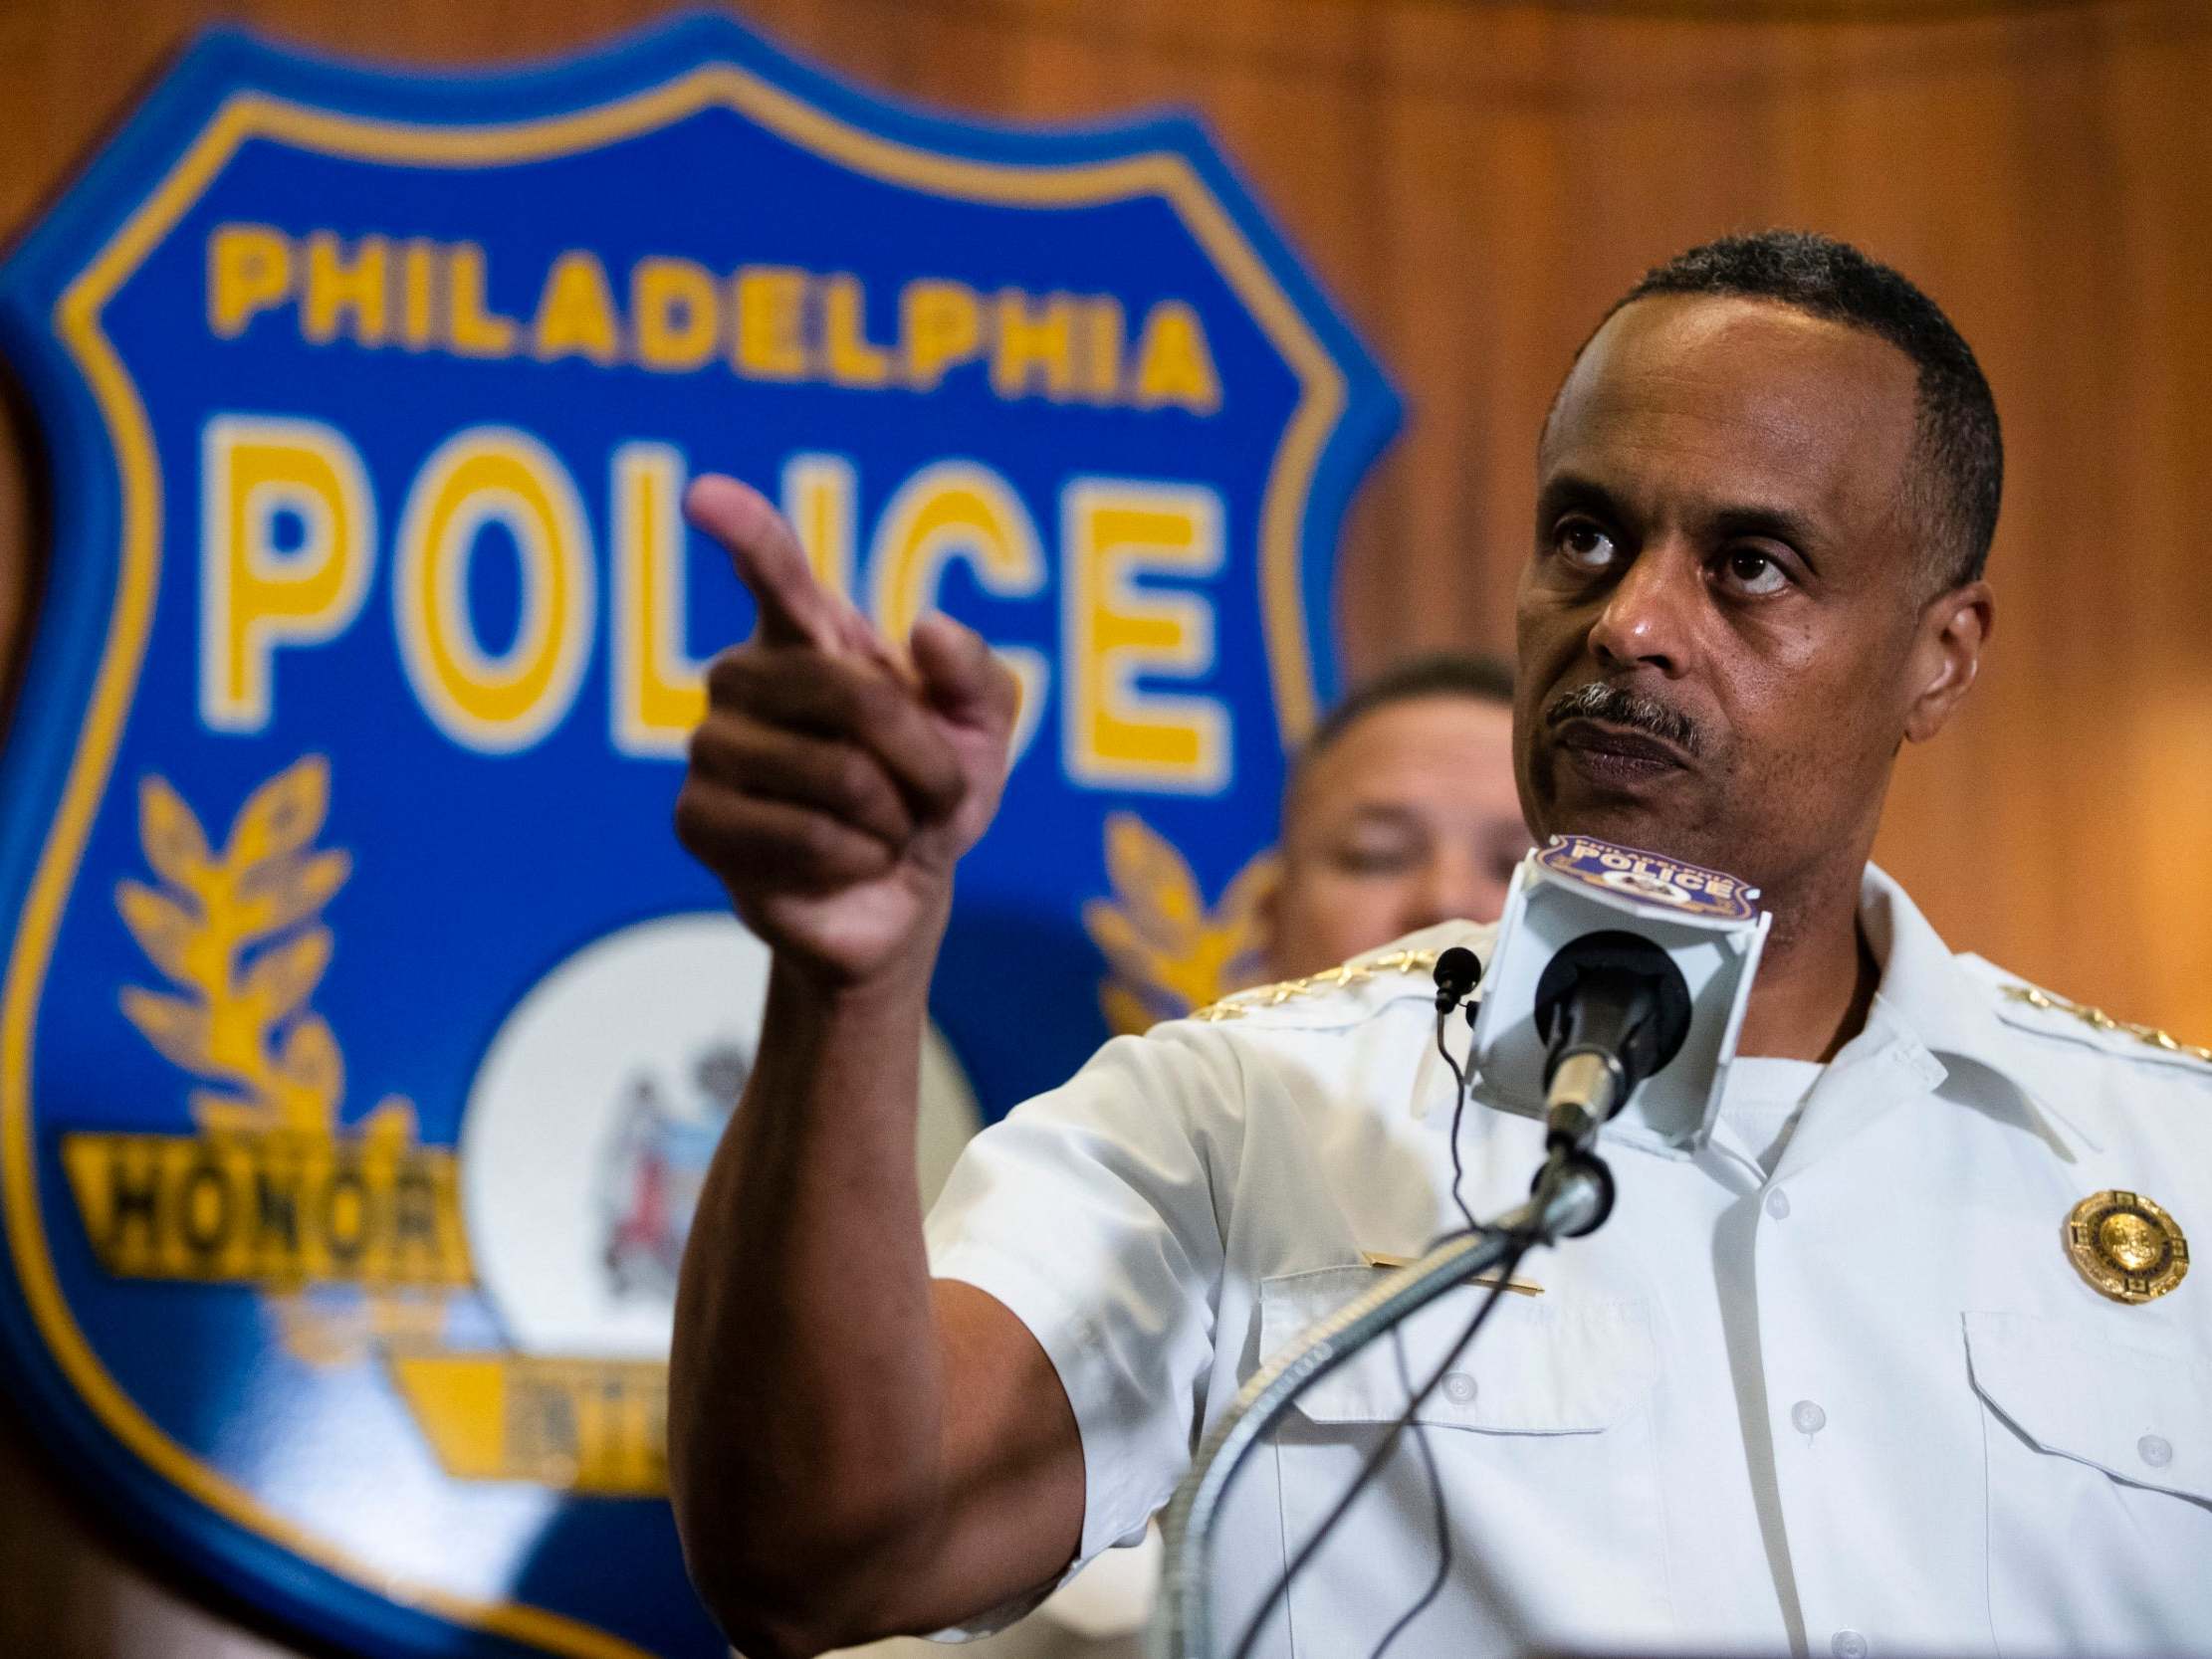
[1995,981,2212,1069]
[1191,946,1440,1023]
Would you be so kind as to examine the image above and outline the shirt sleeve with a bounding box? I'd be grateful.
[923,1019,1247,1626]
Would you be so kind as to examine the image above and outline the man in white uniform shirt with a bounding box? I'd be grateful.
[664,232,2212,1659]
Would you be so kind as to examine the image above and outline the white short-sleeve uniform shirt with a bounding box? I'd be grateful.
[926,868,2212,1658]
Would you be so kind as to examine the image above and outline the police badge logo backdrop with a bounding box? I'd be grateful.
[0,15,1397,1659]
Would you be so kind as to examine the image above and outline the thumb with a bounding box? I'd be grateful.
[910,613,1018,740]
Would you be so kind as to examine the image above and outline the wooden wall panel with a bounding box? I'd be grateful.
[0,2,2206,1653]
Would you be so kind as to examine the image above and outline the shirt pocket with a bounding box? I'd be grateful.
[1963,1309,2212,1656]
[1250,1267,1671,1659]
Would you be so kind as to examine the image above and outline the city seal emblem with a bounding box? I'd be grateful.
[2065,1189,2189,1305]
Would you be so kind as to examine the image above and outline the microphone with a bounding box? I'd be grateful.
[1533,930,1692,1151]
[1433,944,1482,1014]
[1467,835,1770,1154]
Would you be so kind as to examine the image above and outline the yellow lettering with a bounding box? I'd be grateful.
[1130,300,1221,414]
[394,427,594,752]
[610,442,708,757]
[444,243,518,358]
[199,415,374,731]
[530,250,620,364]
[398,239,437,351]
[732,265,806,380]
[207,224,294,339]
[1063,479,1227,790]
[61,1131,470,1287]
[1081,297,1125,404]
[821,274,892,388]
[301,232,389,347]
[868,462,1049,766]
[991,290,1077,401]
[207,228,1227,421]
[631,256,719,371]
[900,280,983,391]
[780,453,857,603]
[388,1353,666,1495]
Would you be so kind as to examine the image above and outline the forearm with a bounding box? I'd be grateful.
[667,475,1054,1651]
[668,946,951,1644]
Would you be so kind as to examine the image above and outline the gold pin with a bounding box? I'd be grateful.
[1360,1250,1543,1296]
[2065,1190,2189,1304]
[1190,947,1440,1023]
[1999,984,2212,1064]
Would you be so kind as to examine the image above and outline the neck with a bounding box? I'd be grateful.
[1736,862,1880,1062]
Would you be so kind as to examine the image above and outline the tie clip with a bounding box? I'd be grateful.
[1360,1250,1543,1296]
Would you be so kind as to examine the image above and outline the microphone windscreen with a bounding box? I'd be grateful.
[1433,945,1482,1001]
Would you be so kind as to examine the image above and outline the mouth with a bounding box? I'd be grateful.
[1550,718,1692,787]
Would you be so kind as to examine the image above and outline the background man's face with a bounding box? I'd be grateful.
[1265,694,1528,978]
[1514,294,1931,905]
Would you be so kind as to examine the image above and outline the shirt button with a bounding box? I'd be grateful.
[1765,1188,1792,1220]
[1441,1371,1478,1405]
[1791,1400,1827,1435]
[1832,1631,1870,1659]
[2139,1434,2174,1469]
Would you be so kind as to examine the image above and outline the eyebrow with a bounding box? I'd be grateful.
[1708,503,1825,561]
[1534,471,1622,528]
[1335,801,1425,830]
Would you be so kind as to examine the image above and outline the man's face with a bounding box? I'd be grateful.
[1266,694,1528,978]
[1514,295,1955,905]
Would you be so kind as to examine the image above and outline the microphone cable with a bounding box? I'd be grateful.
[1370,1327,1452,1659]
[1221,1232,1533,1659]
[1436,996,1480,1237]
[1432,946,1483,1236]
[1221,945,1515,1659]
[1367,997,1488,1659]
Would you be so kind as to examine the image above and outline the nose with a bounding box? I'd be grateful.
[1407,844,1490,932]
[1587,538,1695,677]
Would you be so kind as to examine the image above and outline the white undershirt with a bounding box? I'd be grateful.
[1715,1056,1825,1174]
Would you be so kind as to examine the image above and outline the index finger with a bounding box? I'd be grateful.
[684,474,839,650]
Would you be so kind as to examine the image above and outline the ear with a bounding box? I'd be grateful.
[1903,579,1994,744]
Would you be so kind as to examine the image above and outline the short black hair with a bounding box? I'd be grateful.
[1595,230,2003,590]
[1288,651,1514,806]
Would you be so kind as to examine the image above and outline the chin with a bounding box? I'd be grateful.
[1542,800,1731,871]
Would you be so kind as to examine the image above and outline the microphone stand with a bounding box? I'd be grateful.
[1150,1150,1614,1659]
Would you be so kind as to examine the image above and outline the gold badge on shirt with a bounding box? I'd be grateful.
[2064,1190,2189,1304]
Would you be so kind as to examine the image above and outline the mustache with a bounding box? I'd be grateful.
[1543,682,1703,757]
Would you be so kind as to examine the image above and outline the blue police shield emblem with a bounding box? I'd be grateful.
[0,17,1396,1657]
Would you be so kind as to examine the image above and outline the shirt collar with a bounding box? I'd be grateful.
[1410,870,2096,1160]
[1836,864,2100,1157]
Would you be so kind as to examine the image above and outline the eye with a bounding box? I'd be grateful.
[1328,822,1422,877]
[1553,518,1619,573]
[1332,840,1415,877]
[1719,546,1790,596]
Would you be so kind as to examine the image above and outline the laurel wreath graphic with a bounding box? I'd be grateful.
[114,753,365,1136]
[110,755,444,1364]
[1082,812,1274,1035]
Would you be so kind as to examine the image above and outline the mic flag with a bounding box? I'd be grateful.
[1468,835,1770,1154]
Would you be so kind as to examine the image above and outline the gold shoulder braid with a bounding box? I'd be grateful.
[1191,947,1440,1023]
[2001,984,2212,1066]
